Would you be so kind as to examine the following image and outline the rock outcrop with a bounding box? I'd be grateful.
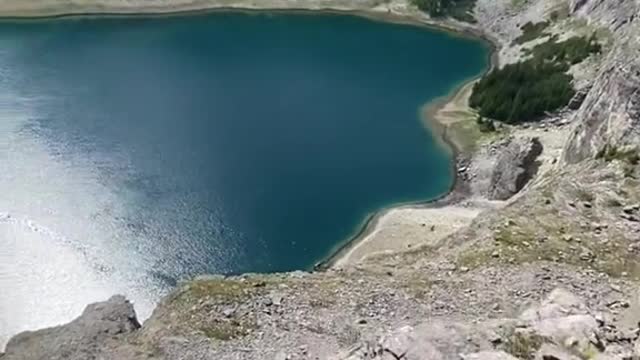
[563,44,640,163]
[562,0,640,163]
[1,296,140,360]
[488,136,543,200]
[334,288,640,359]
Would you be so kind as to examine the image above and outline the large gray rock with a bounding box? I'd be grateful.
[531,315,599,353]
[521,289,598,355]
[2,295,141,360]
[488,136,543,200]
[520,288,588,322]
[379,325,444,360]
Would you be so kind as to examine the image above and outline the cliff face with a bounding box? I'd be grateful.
[562,0,640,163]
[3,0,640,359]
[563,40,640,163]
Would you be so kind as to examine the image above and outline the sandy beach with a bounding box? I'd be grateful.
[332,205,481,266]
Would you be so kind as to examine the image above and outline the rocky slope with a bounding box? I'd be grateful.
[2,0,640,359]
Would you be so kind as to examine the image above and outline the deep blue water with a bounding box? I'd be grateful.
[0,12,487,339]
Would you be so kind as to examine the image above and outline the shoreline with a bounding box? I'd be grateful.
[0,1,501,271]
[314,77,485,270]
[0,4,492,45]
[313,72,487,270]
[316,24,500,269]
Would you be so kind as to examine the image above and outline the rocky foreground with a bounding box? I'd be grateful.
[5,286,640,359]
[2,0,640,359]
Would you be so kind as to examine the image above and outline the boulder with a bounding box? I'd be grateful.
[378,326,443,360]
[531,315,598,353]
[488,136,543,200]
[2,295,140,360]
[520,288,588,322]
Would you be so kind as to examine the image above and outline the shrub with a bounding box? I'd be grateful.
[470,35,600,123]
[527,34,601,65]
[469,61,575,123]
[513,21,549,45]
[596,145,640,165]
[412,0,444,16]
[411,0,477,22]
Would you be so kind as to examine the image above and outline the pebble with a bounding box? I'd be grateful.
[222,307,235,318]
[564,336,579,348]
[270,292,284,307]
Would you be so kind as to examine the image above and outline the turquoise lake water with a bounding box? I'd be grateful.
[0,12,487,341]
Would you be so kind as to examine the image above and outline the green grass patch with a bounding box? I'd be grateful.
[200,318,256,341]
[447,115,502,151]
[501,331,547,360]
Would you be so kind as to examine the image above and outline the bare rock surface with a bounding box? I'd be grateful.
[562,0,640,163]
[1,296,141,360]
[563,45,640,163]
[333,288,640,359]
[488,136,543,200]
